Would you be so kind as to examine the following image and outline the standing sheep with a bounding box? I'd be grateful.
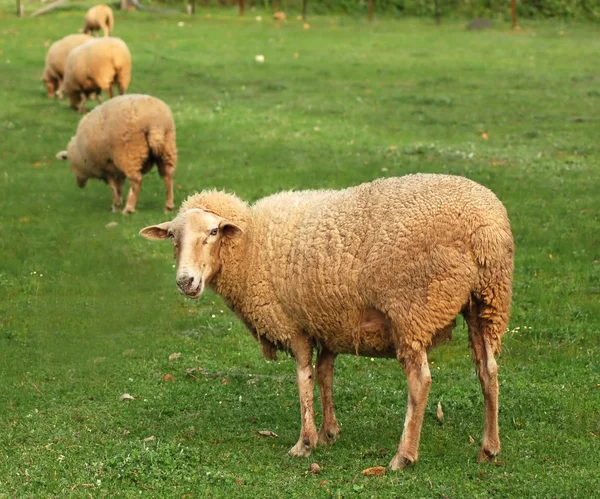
[56,94,177,214]
[42,34,92,99]
[83,5,114,37]
[62,37,131,113]
[139,174,514,469]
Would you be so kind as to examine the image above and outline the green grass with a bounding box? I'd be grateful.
[1,7,599,497]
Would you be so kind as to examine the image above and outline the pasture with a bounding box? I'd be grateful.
[0,6,599,496]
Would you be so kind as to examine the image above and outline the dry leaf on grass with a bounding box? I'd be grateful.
[258,430,278,438]
[105,221,118,229]
[362,466,386,477]
[437,401,444,422]
[119,393,134,402]
[168,352,182,361]
[469,435,475,444]
[143,435,156,442]
[309,463,321,474]
[163,373,176,382]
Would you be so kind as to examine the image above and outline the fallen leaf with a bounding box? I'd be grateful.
[549,254,553,259]
[221,378,230,385]
[119,393,134,402]
[437,401,444,422]
[33,161,42,167]
[163,373,176,382]
[168,352,182,361]
[143,435,156,442]
[258,430,278,438]
[309,463,321,474]
[255,54,265,63]
[481,133,489,140]
[319,480,329,487]
[105,221,118,229]
[19,217,30,223]
[303,23,310,29]
[469,435,475,444]
[362,466,386,477]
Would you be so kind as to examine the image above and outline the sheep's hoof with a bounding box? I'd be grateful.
[478,445,500,463]
[289,437,315,458]
[164,205,174,214]
[122,207,135,215]
[317,425,340,446]
[388,452,416,471]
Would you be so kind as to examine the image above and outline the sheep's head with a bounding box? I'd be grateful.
[56,148,88,188]
[43,77,57,99]
[139,209,243,298]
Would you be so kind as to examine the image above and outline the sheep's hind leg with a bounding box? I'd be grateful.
[464,298,507,462]
[389,349,431,470]
[122,172,142,214]
[289,336,318,458]
[157,160,175,213]
[316,347,341,446]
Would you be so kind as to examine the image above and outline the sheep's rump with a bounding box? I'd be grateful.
[252,174,513,356]
[71,94,175,178]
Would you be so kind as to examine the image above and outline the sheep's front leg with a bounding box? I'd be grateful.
[78,93,87,114]
[107,176,124,212]
[123,173,142,214]
[316,347,341,445]
[289,337,318,457]
[389,350,431,470]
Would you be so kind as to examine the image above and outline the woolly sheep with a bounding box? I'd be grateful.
[62,37,131,113]
[56,94,177,214]
[42,34,92,99]
[83,4,114,37]
[139,174,514,469]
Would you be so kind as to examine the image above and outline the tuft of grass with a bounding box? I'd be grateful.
[0,9,599,497]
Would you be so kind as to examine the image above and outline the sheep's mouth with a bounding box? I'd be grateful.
[177,282,204,299]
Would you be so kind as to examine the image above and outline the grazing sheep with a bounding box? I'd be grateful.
[56,94,177,214]
[83,4,114,37]
[139,174,514,469]
[42,34,92,99]
[62,37,131,113]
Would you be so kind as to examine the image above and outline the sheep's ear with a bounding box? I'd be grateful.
[56,150,68,160]
[220,220,243,238]
[139,222,171,240]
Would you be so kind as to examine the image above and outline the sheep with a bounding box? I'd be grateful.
[42,34,92,99]
[82,4,114,37]
[56,94,177,214]
[139,174,514,469]
[62,37,131,113]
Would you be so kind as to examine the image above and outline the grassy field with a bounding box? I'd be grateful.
[1,5,599,497]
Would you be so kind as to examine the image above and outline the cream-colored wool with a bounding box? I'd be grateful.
[141,174,514,469]
[42,34,92,99]
[56,94,177,214]
[83,5,114,37]
[62,37,131,113]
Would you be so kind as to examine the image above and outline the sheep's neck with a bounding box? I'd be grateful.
[212,230,253,316]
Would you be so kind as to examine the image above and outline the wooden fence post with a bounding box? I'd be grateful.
[511,0,518,29]
[238,0,244,16]
[368,0,373,22]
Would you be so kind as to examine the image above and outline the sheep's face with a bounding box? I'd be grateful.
[139,209,242,298]
[43,78,57,99]
[56,148,88,187]
[67,92,82,111]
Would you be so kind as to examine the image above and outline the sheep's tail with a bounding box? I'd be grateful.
[468,221,514,352]
[106,11,114,36]
[145,127,166,159]
[147,127,177,172]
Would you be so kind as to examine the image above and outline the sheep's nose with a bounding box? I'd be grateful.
[177,275,194,291]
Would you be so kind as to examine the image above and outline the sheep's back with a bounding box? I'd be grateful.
[251,174,511,340]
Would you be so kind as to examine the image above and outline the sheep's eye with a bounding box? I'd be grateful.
[209,228,218,236]
[168,232,175,239]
